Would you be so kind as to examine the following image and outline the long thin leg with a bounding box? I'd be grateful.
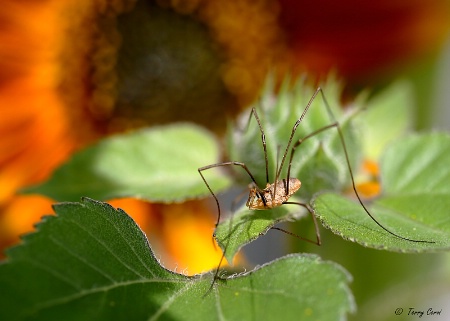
[285,87,434,244]
[272,145,282,205]
[276,88,322,181]
[285,122,338,194]
[204,190,247,297]
[319,88,434,243]
[271,201,321,245]
[198,161,261,233]
[248,107,270,185]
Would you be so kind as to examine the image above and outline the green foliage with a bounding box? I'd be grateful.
[215,79,448,262]
[214,202,303,263]
[0,198,354,321]
[314,133,450,251]
[7,76,450,321]
[24,124,231,202]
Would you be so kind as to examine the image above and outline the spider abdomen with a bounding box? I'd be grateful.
[247,178,301,210]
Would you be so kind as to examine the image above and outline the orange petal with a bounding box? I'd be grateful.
[356,181,382,198]
[362,159,380,177]
[156,200,227,275]
[0,195,54,257]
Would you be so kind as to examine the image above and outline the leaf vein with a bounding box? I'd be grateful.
[97,207,156,277]
[32,277,190,313]
[147,281,193,321]
[49,235,117,283]
[65,216,147,279]
[213,285,226,321]
[22,257,82,290]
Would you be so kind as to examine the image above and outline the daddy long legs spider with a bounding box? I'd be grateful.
[198,85,435,289]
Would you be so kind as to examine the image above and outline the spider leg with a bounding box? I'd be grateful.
[198,161,260,234]
[284,87,434,244]
[276,88,322,183]
[249,107,270,185]
[285,122,338,194]
[318,88,433,243]
[271,201,321,246]
[204,189,248,297]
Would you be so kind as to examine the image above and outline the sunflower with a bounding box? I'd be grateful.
[1,0,449,274]
[0,0,282,273]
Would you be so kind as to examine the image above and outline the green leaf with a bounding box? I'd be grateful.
[23,124,231,202]
[313,133,450,251]
[0,198,354,321]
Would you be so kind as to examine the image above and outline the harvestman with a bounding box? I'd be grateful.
[198,88,434,280]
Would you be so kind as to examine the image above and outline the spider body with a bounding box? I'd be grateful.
[247,178,301,210]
